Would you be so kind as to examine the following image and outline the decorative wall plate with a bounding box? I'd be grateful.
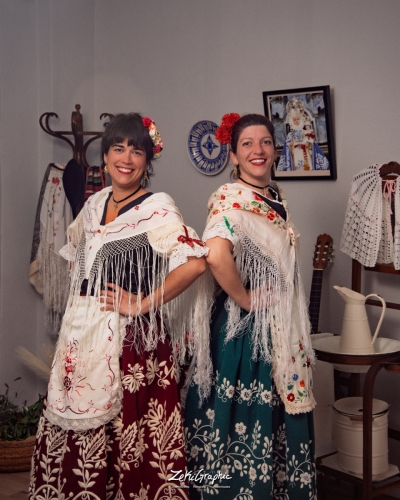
[188,120,229,175]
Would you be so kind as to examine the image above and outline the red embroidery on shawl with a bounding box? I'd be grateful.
[106,208,182,235]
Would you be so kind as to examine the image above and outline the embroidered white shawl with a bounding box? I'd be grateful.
[45,188,211,430]
[201,183,315,414]
[29,164,72,333]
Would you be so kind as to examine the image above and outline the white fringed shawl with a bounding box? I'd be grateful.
[29,164,72,333]
[340,164,400,269]
[45,188,212,430]
[202,183,315,414]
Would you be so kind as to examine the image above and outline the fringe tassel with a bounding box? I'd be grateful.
[37,226,70,334]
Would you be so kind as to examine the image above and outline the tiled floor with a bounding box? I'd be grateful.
[0,471,30,499]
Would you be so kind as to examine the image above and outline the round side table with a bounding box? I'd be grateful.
[313,335,400,500]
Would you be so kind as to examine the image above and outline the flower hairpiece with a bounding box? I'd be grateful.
[142,116,163,159]
[215,113,241,145]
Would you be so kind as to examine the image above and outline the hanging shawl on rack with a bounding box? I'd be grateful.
[29,164,73,333]
[63,161,107,219]
[63,159,86,219]
[44,188,212,431]
[85,165,107,199]
[340,164,400,269]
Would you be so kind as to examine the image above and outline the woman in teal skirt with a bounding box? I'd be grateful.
[184,113,316,499]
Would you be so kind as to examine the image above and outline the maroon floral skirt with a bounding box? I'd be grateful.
[29,334,188,500]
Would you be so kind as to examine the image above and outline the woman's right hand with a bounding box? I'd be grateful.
[205,237,252,312]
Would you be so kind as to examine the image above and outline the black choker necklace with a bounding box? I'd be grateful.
[112,185,141,210]
[238,176,282,205]
[238,176,269,192]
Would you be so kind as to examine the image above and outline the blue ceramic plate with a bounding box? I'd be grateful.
[188,120,229,175]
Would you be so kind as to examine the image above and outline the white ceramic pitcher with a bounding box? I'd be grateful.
[334,286,386,354]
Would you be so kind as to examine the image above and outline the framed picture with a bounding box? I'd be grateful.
[263,85,336,180]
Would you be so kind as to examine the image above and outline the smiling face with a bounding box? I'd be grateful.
[104,139,147,193]
[230,125,276,186]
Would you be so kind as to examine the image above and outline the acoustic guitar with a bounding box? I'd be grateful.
[309,234,333,334]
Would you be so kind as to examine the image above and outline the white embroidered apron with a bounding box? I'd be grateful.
[44,296,122,431]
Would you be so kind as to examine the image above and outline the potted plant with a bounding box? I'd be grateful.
[0,378,44,472]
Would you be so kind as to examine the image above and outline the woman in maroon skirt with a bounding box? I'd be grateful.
[29,113,209,500]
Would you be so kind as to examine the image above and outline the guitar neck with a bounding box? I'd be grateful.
[309,269,323,334]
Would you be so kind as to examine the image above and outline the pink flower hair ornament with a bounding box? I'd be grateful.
[142,116,164,159]
[215,113,241,145]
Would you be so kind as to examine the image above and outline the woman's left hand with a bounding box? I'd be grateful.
[100,283,139,316]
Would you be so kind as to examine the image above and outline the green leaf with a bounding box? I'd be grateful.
[0,383,44,440]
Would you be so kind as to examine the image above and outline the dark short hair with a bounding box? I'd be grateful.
[231,114,276,153]
[101,113,154,163]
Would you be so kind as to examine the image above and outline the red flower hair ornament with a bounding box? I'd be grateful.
[142,116,163,158]
[215,113,241,145]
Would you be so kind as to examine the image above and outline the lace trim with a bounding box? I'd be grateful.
[281,398,316,415]
[169,244,208,273]
[203,222,238,246]
[43,388,122,431]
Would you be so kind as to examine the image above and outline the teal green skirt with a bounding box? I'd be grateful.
[184,292,316,499]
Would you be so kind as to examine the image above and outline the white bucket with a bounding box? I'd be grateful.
[332,397,389,476]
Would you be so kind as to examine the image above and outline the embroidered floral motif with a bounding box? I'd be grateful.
[207,185,296,246]
[185,412,315,497]
[213,372,280,407]
[144,399,185,479]
[122,363,146,392]
[146,352,177,388]
[284,341,313,404]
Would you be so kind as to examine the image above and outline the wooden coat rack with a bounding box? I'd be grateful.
[39,104,114,168]
[379,160,400,178]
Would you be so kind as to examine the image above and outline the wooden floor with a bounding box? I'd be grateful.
[0,470,398,499]
[0,471,30,499]
[318,475,398,499]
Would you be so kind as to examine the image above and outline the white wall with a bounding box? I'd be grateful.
[1,0,400,477]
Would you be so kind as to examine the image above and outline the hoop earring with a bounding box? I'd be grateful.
[104,163,109,174]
